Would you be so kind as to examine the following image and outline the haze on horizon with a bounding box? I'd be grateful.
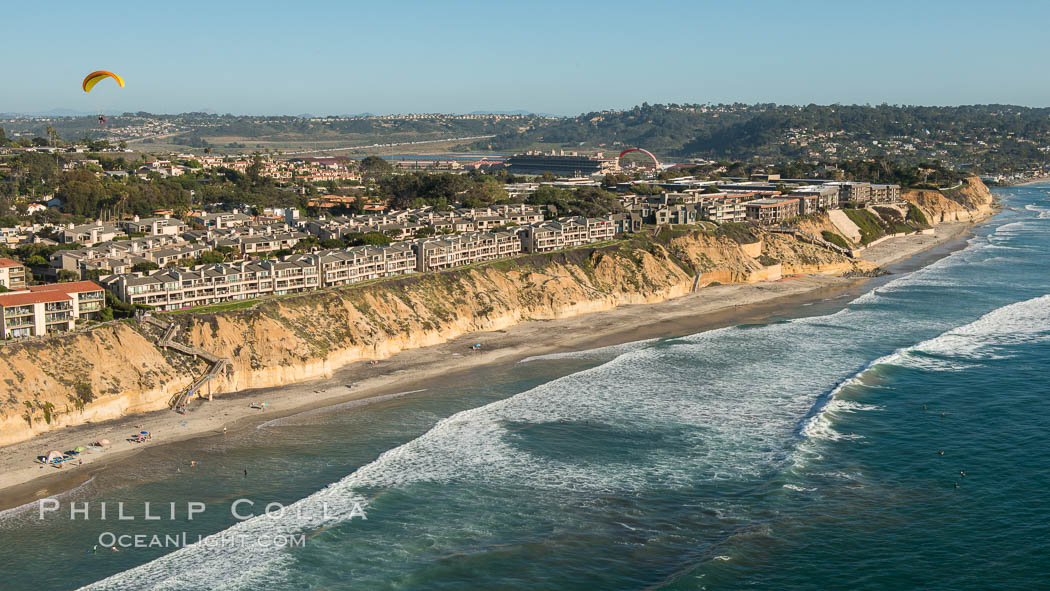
[3,0,1047,117]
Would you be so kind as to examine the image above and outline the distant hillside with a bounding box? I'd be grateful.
[470,103,1050,172]
[6,104,1050,172]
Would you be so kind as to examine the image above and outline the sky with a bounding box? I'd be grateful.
[3,0,1048,116]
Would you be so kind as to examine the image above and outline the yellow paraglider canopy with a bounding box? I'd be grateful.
[82,70,125,93]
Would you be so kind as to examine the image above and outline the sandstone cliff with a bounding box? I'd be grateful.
[903,175,997,224]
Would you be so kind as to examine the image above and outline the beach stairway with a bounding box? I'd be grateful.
[140,315,231,411]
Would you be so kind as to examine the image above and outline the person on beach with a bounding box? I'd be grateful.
[244,468,248,477]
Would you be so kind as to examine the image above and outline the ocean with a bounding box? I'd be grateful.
[1,185,1048,590]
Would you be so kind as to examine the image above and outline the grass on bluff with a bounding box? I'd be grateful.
[843,209,886,245]
[711,222,758,245]
[821,231,850,249]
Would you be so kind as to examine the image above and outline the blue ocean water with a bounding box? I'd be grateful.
[1,186,1048,590]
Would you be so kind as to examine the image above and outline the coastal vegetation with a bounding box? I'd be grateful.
[821,231,850,249]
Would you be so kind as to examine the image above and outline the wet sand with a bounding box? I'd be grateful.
[0,221,980,511]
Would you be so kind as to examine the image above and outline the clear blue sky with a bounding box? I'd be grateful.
[3,0,1047,116]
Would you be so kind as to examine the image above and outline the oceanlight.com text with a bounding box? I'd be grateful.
[96,531,307,549]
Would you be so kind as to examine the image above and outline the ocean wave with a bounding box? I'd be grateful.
[798,293,1050,450]
[895,294,1050,367]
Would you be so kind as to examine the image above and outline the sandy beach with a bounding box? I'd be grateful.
[0,221,979,510]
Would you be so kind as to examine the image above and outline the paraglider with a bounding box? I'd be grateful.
[82,70,124,126]
[81,70,124,93]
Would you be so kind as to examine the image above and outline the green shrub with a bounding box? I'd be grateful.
[821,231,850,249]
[843,209,886,245]
[906,203,930,227]
[714,222,757,244]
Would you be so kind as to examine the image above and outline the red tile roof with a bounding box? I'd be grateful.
[0,258,23,269]
[0,290,72,307]
[28,281,104,295]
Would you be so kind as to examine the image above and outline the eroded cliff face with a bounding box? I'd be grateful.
[904,175,997,224]
[0,228,882,445]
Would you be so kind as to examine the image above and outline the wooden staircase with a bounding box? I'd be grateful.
[142,315,231,411]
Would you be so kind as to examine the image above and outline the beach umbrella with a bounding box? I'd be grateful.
[44,450,63,463]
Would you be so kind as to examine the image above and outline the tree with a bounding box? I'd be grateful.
[132,261,160,273]
[345,232,391,247]
[57,270,80,282]
[197,250,225,265]
[26,255,48,267]
[247,154,263,184]
[360,156,393,176]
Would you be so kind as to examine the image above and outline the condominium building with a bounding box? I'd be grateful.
[519,217,615,253]
[869,184,902,203]
[744,198,801,225]
[413,231,521,272]
[696,195,746,223]
[0,258,27,290]
[108,259,319,311]
[828,182,872,204]
[292,244,416,288]
[0,281,105,339]
[120,215,187,236]
[60,222,121,246]
[790,185,840,212]
[104,217,620,312]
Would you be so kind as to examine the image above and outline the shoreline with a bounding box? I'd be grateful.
[0,220,983,511]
